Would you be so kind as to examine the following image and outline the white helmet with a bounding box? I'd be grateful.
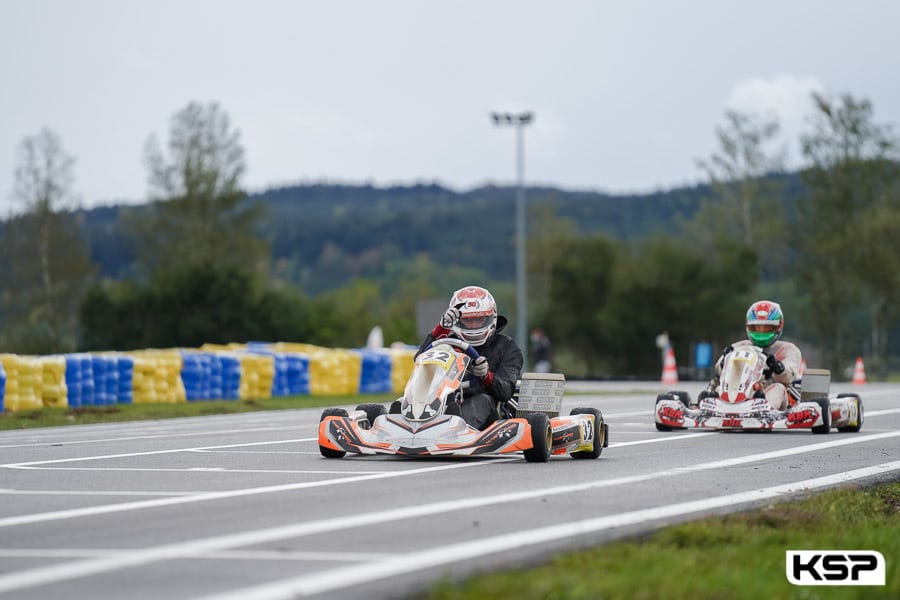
[449,286,498,347]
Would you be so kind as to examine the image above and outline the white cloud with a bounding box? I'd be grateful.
[726,76,826,163]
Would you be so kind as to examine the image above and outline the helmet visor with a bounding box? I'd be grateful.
[461,314,491,330]
[747,323,780,334]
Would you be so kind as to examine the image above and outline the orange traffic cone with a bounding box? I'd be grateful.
[661,347,678,384]
[852,357,867,385]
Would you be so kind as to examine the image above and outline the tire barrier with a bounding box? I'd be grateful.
[358,349,392,394]
[0,360,5,412]
[0,343,417,413]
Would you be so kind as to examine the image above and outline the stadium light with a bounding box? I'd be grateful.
[491,111,534,367]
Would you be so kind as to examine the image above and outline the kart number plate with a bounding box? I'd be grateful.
[418,348,455,369]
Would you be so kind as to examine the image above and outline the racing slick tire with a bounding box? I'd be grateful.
[836,393,864,433]
[319,408,349,458]
[523,413,552,463]
[355,403,387,429]
[655,394,676,432]
[569,407,605,459]
[811,397,831,434]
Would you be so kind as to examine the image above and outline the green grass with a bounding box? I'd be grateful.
[0,393,397,430]
[425,483,900,600]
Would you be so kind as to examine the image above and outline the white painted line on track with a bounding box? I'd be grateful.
[0,489,197,497]
[5,467,390,475]
[190,460,900,600]
[598,410,654,418]
[864,408,900,417]
[0,426,314,450]
[192,450,310,454]
[0,460,509,529]
[0,548,397,562]
[0,438,318,468]
[0,431,897,595]
[610,433,713,447]
[1,430,897,530]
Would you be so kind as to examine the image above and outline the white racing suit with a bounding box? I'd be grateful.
[714,339,802,411]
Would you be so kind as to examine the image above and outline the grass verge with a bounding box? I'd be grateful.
[425,482,900,600]
[0,393,397,430]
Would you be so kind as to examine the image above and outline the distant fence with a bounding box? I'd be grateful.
[0,342,417,413]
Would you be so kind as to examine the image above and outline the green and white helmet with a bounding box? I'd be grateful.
[745,300,784,348]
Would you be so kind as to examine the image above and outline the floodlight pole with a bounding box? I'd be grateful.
[491,111,534,368]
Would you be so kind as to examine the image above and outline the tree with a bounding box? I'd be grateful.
[853,187,900,379]
[603,236,757,376]
[129,102,267,275]
[80,265,322,350]
[694,110,787,278]
[0,128,94,353]
[545,235,622,376]
[798,92,899,377]
[527,200,579,327]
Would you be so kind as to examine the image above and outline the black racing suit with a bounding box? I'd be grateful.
[416,315,524,430]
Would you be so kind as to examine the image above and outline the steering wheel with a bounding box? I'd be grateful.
[422,337,480,361]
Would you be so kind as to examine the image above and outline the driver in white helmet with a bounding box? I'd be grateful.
[417,285,524,430]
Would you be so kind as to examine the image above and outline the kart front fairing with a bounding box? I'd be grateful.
[319,412,533,456]
[400,343,469,421]
[720,347,768,403]
[655,394,826,430]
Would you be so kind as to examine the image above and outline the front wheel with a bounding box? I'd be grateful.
[655,394,675,432]
[523,413,551,462]
[569,407,604,459]
[355,403,387,429]
[319,408,349,458]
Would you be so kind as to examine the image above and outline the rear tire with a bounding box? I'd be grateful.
[655,394,675,432]
[319,408,349,458]
[836,393,864,432]
[811,397,831,434]
[523,413,551,462]
[355,403,387,429]
[570,407,604,459]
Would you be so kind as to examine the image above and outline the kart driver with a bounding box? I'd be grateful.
[711,300,802,411]
[417,285,524,430]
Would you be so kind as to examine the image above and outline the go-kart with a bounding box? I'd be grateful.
[318,338,608,462]
[654,346,863,434]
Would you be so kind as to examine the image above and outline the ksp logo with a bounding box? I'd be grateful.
[786,550,885,586]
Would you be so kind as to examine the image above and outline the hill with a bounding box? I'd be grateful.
[74,179,745,294]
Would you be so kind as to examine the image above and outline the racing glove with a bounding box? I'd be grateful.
[439,306,462,329]
[765,353,785,375]
[471,356,490,378]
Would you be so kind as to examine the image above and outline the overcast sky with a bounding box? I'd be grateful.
[2,1,899,210]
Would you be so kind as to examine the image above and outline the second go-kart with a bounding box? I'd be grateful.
[318,338,609,462]
[654,346,863,434]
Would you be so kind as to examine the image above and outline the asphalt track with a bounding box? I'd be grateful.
[0,380,898,599]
